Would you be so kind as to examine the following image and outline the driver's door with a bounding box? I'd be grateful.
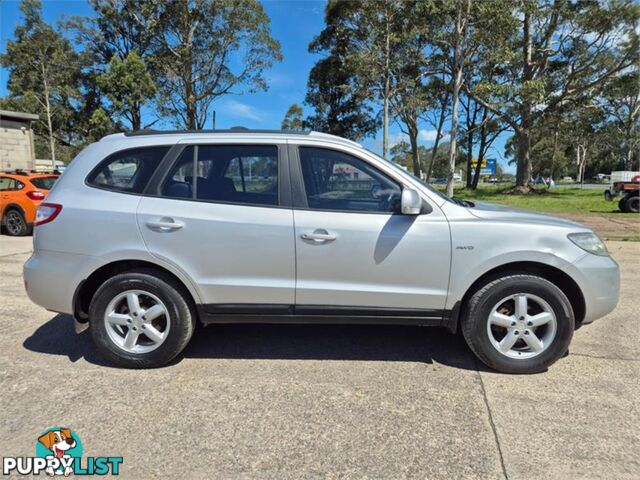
[291,145,451,314]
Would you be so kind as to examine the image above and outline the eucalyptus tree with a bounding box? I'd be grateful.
[281,104,305,131]
[466,0,639,190]
[1,0,85,163]
[66,0,161,131]
[96,51,156,130]
[306,1,379,141]
[143,0,282,129]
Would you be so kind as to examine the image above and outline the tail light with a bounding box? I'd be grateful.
[27,190,46,200]
[35,203,62,226]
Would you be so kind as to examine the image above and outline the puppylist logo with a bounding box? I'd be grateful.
[3,427,123,476]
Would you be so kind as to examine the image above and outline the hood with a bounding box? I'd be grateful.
[467,201,586,229]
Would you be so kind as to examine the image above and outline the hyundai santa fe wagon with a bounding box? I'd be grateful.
[23,129,620,373]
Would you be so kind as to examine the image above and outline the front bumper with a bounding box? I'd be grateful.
[564,252,620,324]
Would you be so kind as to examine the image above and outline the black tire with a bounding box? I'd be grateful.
[624,194,639,213]
[604,190,612,201]
[3,209,31,236]
[89,269,196,368]
[461,274,574,374]
[619,196,630,213]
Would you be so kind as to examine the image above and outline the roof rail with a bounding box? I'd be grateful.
[123,128,312,137]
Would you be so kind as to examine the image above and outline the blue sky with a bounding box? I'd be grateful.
[0,0,512,172]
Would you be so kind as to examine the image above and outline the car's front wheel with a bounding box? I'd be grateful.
[89,270,196,368]
[461,274,574,374]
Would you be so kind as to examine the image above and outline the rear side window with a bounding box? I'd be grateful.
[162,145,279,206]
[30,176,58,190]
[0,177,14,191]
[87,146,170,193]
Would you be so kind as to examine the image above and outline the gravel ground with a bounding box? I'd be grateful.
[0,236,638,479]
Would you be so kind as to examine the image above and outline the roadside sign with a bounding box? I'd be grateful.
[471,158,496,176]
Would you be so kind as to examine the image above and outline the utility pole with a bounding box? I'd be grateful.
[212,110,216,130]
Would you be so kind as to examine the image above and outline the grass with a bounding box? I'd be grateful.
[447,184,619,214]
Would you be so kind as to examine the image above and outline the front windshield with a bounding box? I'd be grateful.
[364,149,454,204]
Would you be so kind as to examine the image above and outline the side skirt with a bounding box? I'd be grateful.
[197,304,450,328]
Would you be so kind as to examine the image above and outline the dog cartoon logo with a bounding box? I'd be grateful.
[36,428,81,476]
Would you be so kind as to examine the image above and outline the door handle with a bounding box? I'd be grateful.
[146,219,184,231]
[300,229,337,243]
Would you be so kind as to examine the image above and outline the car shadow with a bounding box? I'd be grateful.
[23,314,492,372]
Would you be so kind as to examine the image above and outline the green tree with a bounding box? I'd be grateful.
[66,0,158,63]
[97,52,156,130]
[145,0,282,129]
[1,0,85,163]
[281,104,305,130]
[467,0,639,190]
[306,3,378,141]
[311,0,417,158]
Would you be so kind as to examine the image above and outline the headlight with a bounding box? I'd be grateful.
[567,232,609,256]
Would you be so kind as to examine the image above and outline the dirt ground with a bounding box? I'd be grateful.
[555,212,640,240]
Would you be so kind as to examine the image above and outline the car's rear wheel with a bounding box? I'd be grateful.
[89,270,196,368]
[3,209,30,236]
[461,274,574,374]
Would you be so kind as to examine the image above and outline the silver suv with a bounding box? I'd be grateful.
[23,130,619,373]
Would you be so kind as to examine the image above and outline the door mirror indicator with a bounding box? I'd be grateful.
[401,188,421,215]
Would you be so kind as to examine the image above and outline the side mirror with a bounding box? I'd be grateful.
[401,188,421,215]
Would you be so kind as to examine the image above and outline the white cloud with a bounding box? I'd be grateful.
[388,132,408,147]
[382,130,448,148]
[419,129,443,142]
[222,100,265,121]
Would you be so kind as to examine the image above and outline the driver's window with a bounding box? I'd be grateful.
[298,147,401,213]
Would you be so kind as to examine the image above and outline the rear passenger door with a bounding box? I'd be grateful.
[137,143,296,310]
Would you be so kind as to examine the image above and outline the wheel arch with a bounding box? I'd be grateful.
[2,203,26,219]
[73,259,200,324]
[448,261,585,332]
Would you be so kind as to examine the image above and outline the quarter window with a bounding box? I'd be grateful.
[0,177,14,191]
[87,146,170,193]
[162,145,279,206]
[298,147,401,213]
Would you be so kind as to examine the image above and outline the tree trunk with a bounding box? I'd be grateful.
[548,130,559,188]
[465,127,474,188]
[446,0,469,198]
[132,105,142,131]
[409,123,420,177]
[471,107,489,189]
[382,15,391,160]
[515,10,533,189]
[426,91,448,182]
[515,127,531,187]
[41,63,56,167]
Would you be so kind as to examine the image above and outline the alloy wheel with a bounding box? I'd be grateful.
[103,290,170,354]
[5,211,25,235]
[486,293,557,359]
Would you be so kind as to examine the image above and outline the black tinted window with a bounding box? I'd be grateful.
[299,147,401,213]
[88,146,170,193]
[30,176,58,190]
[162,145,279,206]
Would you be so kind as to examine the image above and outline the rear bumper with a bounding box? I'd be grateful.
[564,253,620,324]
[23,250,96,315]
